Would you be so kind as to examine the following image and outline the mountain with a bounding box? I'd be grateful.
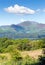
[18,21,45,33]
[18,21,38,33]
[11,24,25,32]
[0,21,45,39]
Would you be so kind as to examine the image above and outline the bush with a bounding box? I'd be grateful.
[17,43,32,51]
[11,49,22,61]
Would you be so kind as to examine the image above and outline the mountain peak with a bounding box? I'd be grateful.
[0,21,45,39]
[18,21,39,27]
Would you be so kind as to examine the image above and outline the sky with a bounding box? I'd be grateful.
[0,0,45,25]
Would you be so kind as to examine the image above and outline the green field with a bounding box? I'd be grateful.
[0,38,45,65]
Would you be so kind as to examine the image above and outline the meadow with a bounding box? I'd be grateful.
[0,38,45,65]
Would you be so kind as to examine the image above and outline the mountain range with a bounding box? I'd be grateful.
[0,21,45,39]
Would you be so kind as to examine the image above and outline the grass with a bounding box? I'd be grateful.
[0,49,43,60]
[21,49,43,59]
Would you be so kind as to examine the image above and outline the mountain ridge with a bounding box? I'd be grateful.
[0,21,45,39]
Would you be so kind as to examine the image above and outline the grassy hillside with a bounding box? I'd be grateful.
[0,38,45,65]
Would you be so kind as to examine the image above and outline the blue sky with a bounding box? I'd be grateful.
[0,0,45,25]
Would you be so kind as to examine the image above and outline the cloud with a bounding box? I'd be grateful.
[20,18,26,22]
[4,4,35,14]
[36,9,40,12]
[43,9,45,12]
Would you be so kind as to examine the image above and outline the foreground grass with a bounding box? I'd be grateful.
[0,49,43,59]
[0,38,45,65]
[21,49,43,59]
[0,49,45,65]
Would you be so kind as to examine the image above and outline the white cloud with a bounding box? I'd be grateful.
[4,4,35,14]
[20,18,26,22]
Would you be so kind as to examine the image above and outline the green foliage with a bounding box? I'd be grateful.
[29,40,43,50]
[0,55,6,60]
[11,49,22,61]
[0,38,45,65]
[4,45,16,52]
[21,55,36,65]
[17,42,31,51]
[0,38,45,52]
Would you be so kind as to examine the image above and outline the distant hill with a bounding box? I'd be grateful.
[0,21,45,39]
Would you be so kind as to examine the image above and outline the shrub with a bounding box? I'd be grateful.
[11,49,22,61]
